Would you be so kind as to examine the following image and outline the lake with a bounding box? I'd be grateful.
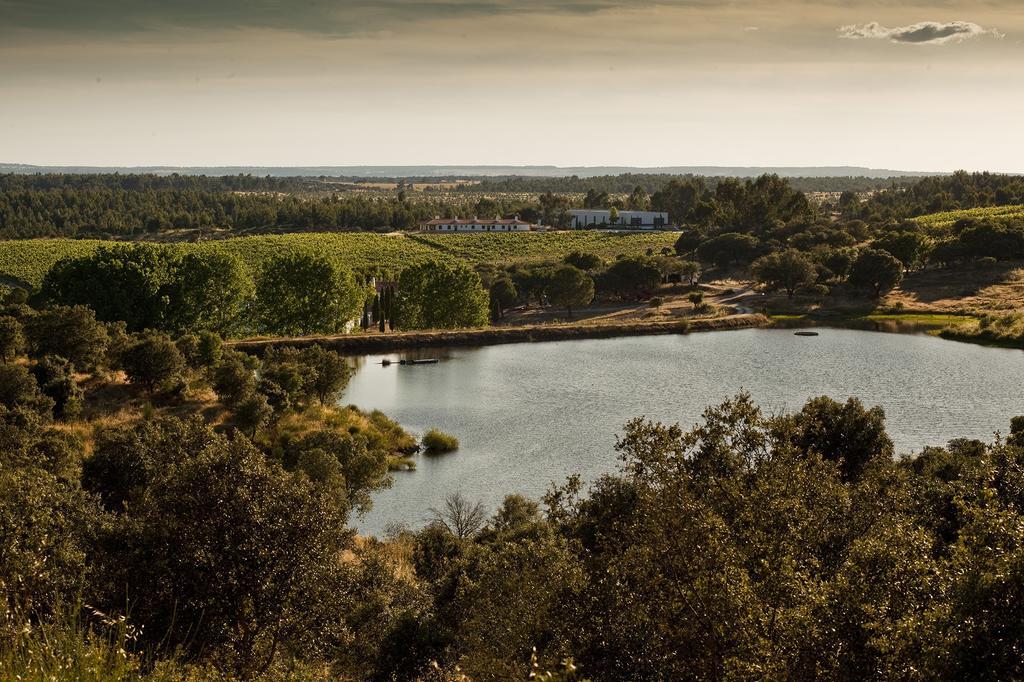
[344,328,1024,536]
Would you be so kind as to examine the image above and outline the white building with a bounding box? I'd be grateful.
[568,209,669,230]
[420,216,534,233]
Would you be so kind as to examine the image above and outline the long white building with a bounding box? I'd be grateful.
[421,216,534,232]
[568,209,669,229]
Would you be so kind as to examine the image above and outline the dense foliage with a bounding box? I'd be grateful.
[4,383,1024,680]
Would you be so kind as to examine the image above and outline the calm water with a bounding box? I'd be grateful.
[345,329,1024,536]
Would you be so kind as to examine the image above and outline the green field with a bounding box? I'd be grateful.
[0,230,680,288]
[913,205,1024,234]
[410,231,677,265]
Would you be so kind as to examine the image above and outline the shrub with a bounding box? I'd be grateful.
[649,297,663,307]
[422,428,459,454]
[30,355,83,419]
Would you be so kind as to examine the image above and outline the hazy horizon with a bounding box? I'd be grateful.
[3,1,1022,171]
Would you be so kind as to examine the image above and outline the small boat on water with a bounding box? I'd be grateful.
[380,359,392,366]
[794,331,820,337]
[397,358,440,365]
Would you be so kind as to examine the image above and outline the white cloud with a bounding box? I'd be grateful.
[838,21,1004,45]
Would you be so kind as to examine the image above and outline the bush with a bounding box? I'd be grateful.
[30,355,83,419]
[649,297,663,307]
[422,428,459,454]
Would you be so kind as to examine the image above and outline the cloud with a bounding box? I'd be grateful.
[838,21,1004,45]
[0,0,660,36]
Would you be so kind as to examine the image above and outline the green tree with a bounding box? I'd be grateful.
[196,331,224,367]
[212,351,257,406]
[849,248,904,297]
[546,265,594,319]
[679,260,702,286]
[627,185,651,211]
[0,365,54,418]
[751,249,817,299]
[489,278,518,320]
[696,232,761,268]
[395,261,489,330]
[0,415,94,623]
[563,251,603,271]
[88,418,352,678]
[40,244,177,331]
[121,332,186,394]
[24,306,109,371]
[301,345,352,405]
[600,257,661,299]
[282,428,392,514]
[255,253,363,336]
[234,391,273,438]
[783,395,894,482]
[820,248,855,282]
[0,316,25,362]
[166,251,254,336]
[873,231,931,270]
[30,355,83,419]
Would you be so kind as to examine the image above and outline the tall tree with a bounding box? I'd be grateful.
[395,261,489,330]
[849,249,904,297]
[166,251,254,336]
[547,265,594,319]
[255,253,363,336]
[751,249,817,298]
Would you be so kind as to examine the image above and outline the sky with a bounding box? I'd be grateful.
[1,0,1022,171]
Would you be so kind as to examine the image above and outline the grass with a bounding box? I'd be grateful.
[421,428,460,454]
[1,603,149,682]
[939,312,1024,348]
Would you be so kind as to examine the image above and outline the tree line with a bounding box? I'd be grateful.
[461,173,911,195]
[33,243,491,338]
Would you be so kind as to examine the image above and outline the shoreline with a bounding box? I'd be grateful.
[230,313,771,355]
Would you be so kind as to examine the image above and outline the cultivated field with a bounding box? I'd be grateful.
[0,230,680,287]
[914,204,1024,234]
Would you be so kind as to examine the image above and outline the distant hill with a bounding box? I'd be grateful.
[0,163,943,179]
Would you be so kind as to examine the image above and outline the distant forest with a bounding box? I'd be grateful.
[461,173,911,195]
[0,170,1022,239]
[844,171,1024,221]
